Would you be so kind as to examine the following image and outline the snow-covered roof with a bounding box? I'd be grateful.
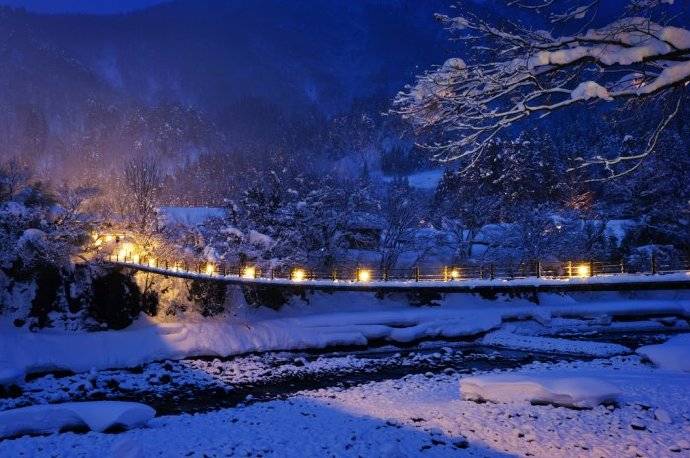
[158,207,226,228]
[346,212,387,230]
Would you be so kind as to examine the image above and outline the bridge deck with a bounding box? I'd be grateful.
[106,261,690,293]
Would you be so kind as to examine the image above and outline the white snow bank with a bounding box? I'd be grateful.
[481,331,629,357]
[0,401,155,439]
[460,374,621,408]
[637,334,690,372]
[1,290,688,380]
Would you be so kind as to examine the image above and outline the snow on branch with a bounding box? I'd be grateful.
[393,1,689,176]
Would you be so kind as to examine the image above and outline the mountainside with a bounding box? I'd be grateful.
[0,0,452,183]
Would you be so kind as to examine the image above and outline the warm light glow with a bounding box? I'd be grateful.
[148,258,157,268]
[205,263,216,276]
[357,269,372,282]
[116,242,135,262]
[450,268,461,280]
[105,234,114,243]
[242,266,257,279]
[291,268,306,282]
[575,263,591,278]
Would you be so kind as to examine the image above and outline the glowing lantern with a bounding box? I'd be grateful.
[357,269,372,282]
[242,266,257,279]
[291,268,306,282]
[575,263,591,278]
[205,263,216,276]
[105,235,114,243]
[148,258,157,268]
[449,268,461,280]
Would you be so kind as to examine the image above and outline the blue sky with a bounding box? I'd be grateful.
[0,0,167,14]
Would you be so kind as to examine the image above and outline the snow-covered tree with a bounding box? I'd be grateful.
[122,155,163,231]
[394,1,690,178]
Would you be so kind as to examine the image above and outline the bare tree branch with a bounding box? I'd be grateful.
[393,1,689,177]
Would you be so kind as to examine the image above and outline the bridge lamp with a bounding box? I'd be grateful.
[357,269,372,282]
[205,263,216,276]
[242,266,257,279]
[449,268,461,280]
[291,268,306,282]
[148,258,157,268]
[575,263,591,278]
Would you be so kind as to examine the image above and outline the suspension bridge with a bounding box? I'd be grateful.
[103,254,690,294]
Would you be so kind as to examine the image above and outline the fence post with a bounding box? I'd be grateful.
[414,266,420,282]
[589,260,595,277]
[536,261,541,278]
[490,264,495,280]
[332,269,337,281]
[620,261,625,274]
[443,266,448,282]
[383,268,388,282]
[651,253,657,275]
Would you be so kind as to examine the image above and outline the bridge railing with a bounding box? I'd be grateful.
[106,252,690,283]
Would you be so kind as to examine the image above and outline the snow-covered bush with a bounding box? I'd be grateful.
[0,167,94,329]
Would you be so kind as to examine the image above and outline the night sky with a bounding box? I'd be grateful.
[0,0,167,14]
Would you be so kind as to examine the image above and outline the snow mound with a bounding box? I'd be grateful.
[637,334,690,372]
[460,374,621,408]
[0,401,155,439]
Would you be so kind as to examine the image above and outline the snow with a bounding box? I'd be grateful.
[460,374,621,408]
[571,81,612,101]
[637,333,690,372]
[157,207,225,228]
[0,402,155,439]
[481,330,629,356]
[1,357,689,457]
[248,229,275,248]
[1,289,689,382]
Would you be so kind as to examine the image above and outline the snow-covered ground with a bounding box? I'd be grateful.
[2,289,689,382]
[1,289,689,456]
[2,355,689,457]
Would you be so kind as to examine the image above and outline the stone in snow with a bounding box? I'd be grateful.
[460,374,621,408]
[0,401,155,439]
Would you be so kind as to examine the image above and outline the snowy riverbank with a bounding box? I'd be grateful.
[2,289,689,384]
[2,355,689,457]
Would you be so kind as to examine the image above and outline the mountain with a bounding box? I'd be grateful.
[0,0,453,187]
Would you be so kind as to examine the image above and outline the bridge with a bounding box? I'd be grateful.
[104,255,690,294]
